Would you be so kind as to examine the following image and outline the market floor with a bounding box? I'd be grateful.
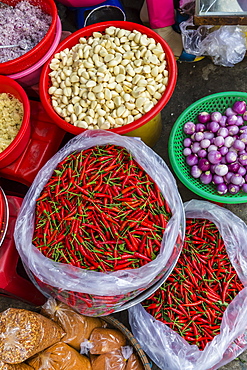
[1,1,247,369]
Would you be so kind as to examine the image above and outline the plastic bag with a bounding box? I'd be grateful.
[41,298,104,351]
[128,200,247,370]
[91,349,126,370]
[0,308,64,364]
[125,352,145,370]
[0,362,33,370]
[81,327,127,355]
[27,342,91,370]
[14,130,185,315]
[180,16,247,67]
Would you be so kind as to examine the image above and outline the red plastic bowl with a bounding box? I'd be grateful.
[39,21,177,136]
[0,76,31,169]
[0,0,57,75]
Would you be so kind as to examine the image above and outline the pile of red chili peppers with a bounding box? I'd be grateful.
[142,218,244,350]
[32,144,171,272]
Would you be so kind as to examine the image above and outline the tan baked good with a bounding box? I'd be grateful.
[91,349,126,370]
[28,342,91,370]
[89,328,127,355]
[41,299,104,351]
[125,353,145,370]
[0,308,64,364]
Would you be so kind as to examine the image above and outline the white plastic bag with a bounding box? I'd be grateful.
[180,17,247,67]
[128,199,247,370]
[14,130,185,315]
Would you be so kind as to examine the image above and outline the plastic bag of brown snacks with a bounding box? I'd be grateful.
[41,298,104,351]
[125,353,145,370]
[87,327,127,355]
[0,308,64,364]
[91,349,127,370]
[28,342,92,370]
[0,361,33,370]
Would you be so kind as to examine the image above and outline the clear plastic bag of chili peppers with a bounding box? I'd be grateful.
[14,130,185,316]
[128,199,247,370]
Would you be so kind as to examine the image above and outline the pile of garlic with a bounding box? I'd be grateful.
[48,26,169,130]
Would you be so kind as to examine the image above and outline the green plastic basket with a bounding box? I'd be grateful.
[168,91,247,204]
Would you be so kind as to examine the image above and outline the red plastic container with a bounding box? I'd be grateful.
[0,0,58,75]
[0,193,46,305]
[0,76,31,169]
[39,21,177,137]
[0,100,66,187]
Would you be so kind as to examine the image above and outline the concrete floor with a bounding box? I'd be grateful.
[1,1,247,369]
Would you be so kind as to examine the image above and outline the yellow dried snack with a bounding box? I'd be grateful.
[0,308,64,364]
[41,299,104,351]
[0,93,23,153]
[28,342,92,370]
[89,328,127,355]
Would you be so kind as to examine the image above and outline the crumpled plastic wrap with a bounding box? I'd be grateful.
[180,16,246,67]
[129,200,247,370]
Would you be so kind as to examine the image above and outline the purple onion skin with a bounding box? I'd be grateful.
[225,150,238,163]
[233,139,245,151]
[219,115,227,126]
[184,121,196,135]
[206,121,220,133]
[228,125,239,136]
[239,153,247,166]
[197,149,207,158]
[224,171,234,183]
[198,158,211,171]
[191,142,201,154]
[236,116,244,126]
[195,123,206,132]
[194,132,204,142]
[207,150,222,164]
[200,171,213,184]
[219,146,228,156]
[183,137,192,147]
[213,136,224,147]
[238,166,247,176]
[227,115,238,126]
[183,147,192,156]
[232,100,247,115]
[186,154,198,166]
[240,133,247,143]
[191,165,202,179]
[228,183,240,194]
[243,111,247,121]
[211,111,222,122]
[241,183,247,193]
[200,139,211,149]
[204,131,215,140]
[231,173,244,186]
[214,164,228,176]
[217,183,228,195]
[217,127,229,138]
[197,112,211,124]
[225,107,235,117]
[228,162,240,173]
[212,174,224,184]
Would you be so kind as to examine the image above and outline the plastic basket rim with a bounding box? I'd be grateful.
[168,91,247,204]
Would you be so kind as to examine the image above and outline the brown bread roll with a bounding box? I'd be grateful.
[41,299,104,351]
[89,327,127,355]
[28,342,91,370]
[0,308,64,364]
